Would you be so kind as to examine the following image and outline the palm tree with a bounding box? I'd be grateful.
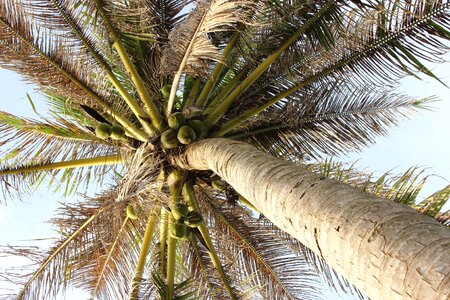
[0,0,449,299]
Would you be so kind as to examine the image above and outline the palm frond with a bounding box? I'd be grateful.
[162,0,254,114]
[308,158,450,222]
[195,186,324,300]
[0,110,120,197]
[9,196,114,300]
[416,184,450,218]
[0,0,111,111]
[234,83,427,159]
[227,0,449,129]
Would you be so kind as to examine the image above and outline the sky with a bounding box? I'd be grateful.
[0,59,448,299]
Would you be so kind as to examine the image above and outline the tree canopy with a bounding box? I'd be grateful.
[0,0,449,299]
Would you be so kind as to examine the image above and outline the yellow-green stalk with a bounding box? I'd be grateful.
[182,182,238,300]
[211,59,340,137]
[195,31,241,108]
[0,19,148,142]
[159,208,169,276]
[181,78,202,112]
[49,0,155,136]
[92,0,164,131]
[0,155,122,176]
[203,66,249,116]
[166,215,177,300]
[204,0,336,128]
[128,207,159,300]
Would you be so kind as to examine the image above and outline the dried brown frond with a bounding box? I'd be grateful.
[0,0,132,119]
[161,0,254,77]
[193,186,322,300]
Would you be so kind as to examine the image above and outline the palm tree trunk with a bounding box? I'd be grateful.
[172,138,450,300]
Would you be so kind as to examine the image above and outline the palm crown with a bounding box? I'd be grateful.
[0,0,449,299]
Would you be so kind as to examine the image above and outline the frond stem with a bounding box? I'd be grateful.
[128,206,160,300]
[181,77,202,112]
[94,215,130,294]
[0,155,122,176]
[166,217,177,300]
[195,30,241,108]
[17,206,108,298]
[93,0,165,131]
[49,0,155,135]
[159,207,169,276]
[204,0,335,128]
[206,199,294,299]
[166,10,210,117]
[203,66,249,116]
[0,18,148,142]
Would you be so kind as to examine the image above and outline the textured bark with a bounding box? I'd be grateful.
[172,138,450,300]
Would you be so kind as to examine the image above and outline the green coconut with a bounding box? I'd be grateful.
[126,204,138,220]
[161,84,171,100]
[212,179,226,191]
[168,112,186,130]
[110,124,126,140]
[169,222,187,240]
[95,123,112,139]
[188,119,206,139]
[171,203,189,220]
[161,128,179,149]
[184,211,203,227]
[177,125,196,145]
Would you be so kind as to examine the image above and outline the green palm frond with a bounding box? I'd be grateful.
[416,184,450,218]
[227,0,449,126]
[148,0,190,39]
[0,111,120,197]
[162,0,255,115]
[231,84,428,159]
[308,158,450,223]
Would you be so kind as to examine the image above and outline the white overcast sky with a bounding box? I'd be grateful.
[0,55,448,299]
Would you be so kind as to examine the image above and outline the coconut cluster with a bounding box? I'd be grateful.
[169,202,203,240]
[95,123,126,140]
[161,112,206,149]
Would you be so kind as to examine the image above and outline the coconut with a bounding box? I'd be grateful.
[95,123,112,139]
[126,204,138,220]
[184,211,203,227]
[169,222,187,240]
[177,125,196,145]
[161,84,171,100]
[161,129,179,149]
[110,124,126,140]
[212,179,226,191]
[168,112,186,130]
[171,203,189,220]
[188,120,206,139]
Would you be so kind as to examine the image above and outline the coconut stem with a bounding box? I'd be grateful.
[166,216,177,300]
[182,182,238,300]
[181,77,202,112]
[203,66,249,117]
[159,208,169,276]
[211,59,339,137]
